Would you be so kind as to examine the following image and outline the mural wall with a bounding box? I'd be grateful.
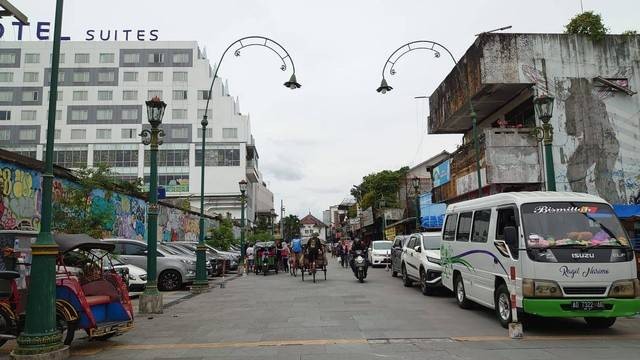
[0,159,214,241]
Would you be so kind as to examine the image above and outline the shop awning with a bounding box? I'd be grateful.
[613,204,640,219]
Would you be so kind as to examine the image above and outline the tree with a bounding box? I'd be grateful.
[247,230,273,244]
[207,218,235,250]
[622,30,638,36]
[565,11,608,42]
[351,167,409,210]
[52,165,117,238]
[281,215,301,241]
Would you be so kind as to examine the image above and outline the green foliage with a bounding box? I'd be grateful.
[622,30,638,36]
[206,218,235,250]
[565,11,608,42]
[254,215,272,232]
[282,215,301,241]
[52,165,116,238]
[347,205,358,219]
[350,167,409,210]
[247,230,273,244]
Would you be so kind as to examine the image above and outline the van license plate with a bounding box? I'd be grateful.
[570,301,605,311]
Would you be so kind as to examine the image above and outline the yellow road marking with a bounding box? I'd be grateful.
[109,338,367,351]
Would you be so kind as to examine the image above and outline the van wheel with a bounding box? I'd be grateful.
[495,284,512,328]
[584,317,616,329]
[455,275,473,309]
[420,269,434,296]
[158,270,182,291]
[401,264,412,287]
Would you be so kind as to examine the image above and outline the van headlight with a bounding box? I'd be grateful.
[522,279,562,298]
[608,279,639,298]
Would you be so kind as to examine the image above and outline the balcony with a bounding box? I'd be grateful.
[246,158,259,183]
[433,128,542,202]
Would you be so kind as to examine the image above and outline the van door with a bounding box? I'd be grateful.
[492,206,520,306]
[469,209,496,304]
[455,212,474,296]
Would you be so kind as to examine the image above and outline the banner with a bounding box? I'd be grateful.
[432,159,451,187]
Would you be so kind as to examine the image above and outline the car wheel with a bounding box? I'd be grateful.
[420,269,433,296]
[495,284,512,328]
[158,270,182,291]
[455,274,473,310]
[391,268,398,277]
[584,317,616,329]
[402,264,412,287]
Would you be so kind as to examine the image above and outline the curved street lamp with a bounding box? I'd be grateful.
[194,36,300,291]
[377,40,483,198]
[412,176,421,230]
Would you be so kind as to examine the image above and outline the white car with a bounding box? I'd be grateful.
[368,240,392,267]
[401,232,443,295]
[112,257,147,293]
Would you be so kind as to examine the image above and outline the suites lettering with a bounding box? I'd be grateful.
[0,21,158,41]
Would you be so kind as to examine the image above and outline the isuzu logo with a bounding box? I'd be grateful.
[572,253,595,259]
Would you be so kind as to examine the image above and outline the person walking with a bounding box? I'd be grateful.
[246,243,254,273]
[281,242,290,272]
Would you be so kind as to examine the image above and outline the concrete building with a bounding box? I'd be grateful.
[300,213,327,241]
[0,41,274,226]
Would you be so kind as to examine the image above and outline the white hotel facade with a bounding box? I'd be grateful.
[0,41,273,224]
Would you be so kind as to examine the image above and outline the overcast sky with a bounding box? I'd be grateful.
[9,0,640,220]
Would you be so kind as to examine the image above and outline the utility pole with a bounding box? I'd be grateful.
[280,200,285,241]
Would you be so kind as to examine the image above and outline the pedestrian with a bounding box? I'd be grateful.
[281,242,290,272]
[246,243,254,273]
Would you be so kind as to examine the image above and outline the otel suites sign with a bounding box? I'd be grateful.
[0,20,159,41]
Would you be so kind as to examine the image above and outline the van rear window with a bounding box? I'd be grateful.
[443,214,458,241]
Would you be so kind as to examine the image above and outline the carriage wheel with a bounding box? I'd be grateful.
[312,267,316,283]
[301,267,304,281]
[324,265,327,281]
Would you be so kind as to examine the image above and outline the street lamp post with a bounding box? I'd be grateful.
[532,94,556,191]
[412,176,421,232]
[378,40,483,198]
[139,96,167,313]
[270,208,276,237]
[239,180,247,273]
[196,36,300,284]
[12,1,68,357]
[378,197,386,240]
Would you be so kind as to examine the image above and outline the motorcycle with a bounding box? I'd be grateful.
[352,250,368,283]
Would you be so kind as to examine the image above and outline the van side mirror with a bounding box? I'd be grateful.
[504,226,518,248]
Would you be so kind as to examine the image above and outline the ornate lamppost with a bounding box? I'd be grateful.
[270,208,276,237]
[239,179,247,274]
[532,94,556,191]
[12,1,68,358]
[377,40,482,198]
[194,36,300,290]
[139,96,167,313]
[412,176,421,232]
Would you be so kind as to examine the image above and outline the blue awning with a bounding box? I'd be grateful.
[613,204,640,219]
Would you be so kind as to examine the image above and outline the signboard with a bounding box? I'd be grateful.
[420,192,446,229]
[362,207,374,226]
[432,159,451,187]
[384,208,404,221]
[0,20,159,41]
[385,227,396,241]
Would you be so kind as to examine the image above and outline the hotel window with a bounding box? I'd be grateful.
[97,90,113,101]
[50,53,65,64]
[173,71,188,82]
[47,91,63,101]
[122,90,138,101]
[148,53,165,64]
[72,91,88,101]
[70,110,88,122]
[197,109,212,119]
[74,53,90,64]
[23,72,39,82]
[197,90,211,100]
[96,128,111,139]
[195,148,240,166]
[173,90,188,100]
[51,149,87,168]
[70,129,86,140]
[18,128,37,141]
[147,90,163,100]
[47,71,65,83]
[72,71,90,83]
[48,110,62,121]
[121,128,137,139]
[98,71,115,82]
[0,53,16,64]
[54,129,61,139]
[144,149,189,166]
[21,110,37,121]
[96,109,113,121]
[148,71,163,82]
[121,108,139,120]
[172,109,188,120]
[94,149,139,167]
[24,53,40,64]
[123,71,138,81]
[171,127,189,139]
[99,53,115,64]
[123,53,140,64]
[0,111,11,120]
[0,72,13,82]
[21,90,39,102]
[197,128,213,138]
[0,129,10,141]
[222,128,237,139]
[173,53,189,64]
[0,91,13,102]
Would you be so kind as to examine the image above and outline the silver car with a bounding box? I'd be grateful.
[102,238,196,291]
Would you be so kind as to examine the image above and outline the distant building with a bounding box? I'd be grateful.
[299,213,327,241]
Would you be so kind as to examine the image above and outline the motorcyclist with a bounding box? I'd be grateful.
[349,238,368,276]
[305,233,323,273]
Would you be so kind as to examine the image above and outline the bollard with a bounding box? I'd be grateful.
[508,266,523,339]
[220,260,226,288]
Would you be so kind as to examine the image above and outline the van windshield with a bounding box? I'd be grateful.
[522,202,630,249]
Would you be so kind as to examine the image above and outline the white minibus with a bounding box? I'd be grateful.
[441,192,639,328]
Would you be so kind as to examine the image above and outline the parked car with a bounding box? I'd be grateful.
[102,238,196,291]
[161,242,214,276]
[164,242,222,276]
[181,242,239,272]
[401,232,443,295]
[110,256,147,293]
[368,240,392,267]
[391,235,410,277]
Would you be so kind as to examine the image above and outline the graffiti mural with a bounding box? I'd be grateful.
[158,206,201,242]
[0,163,41,231]
[92,189,146,241]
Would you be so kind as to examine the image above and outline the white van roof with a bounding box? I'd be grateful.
[446,191,608,213]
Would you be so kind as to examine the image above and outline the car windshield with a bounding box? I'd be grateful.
[373,241,392,250]
[422,234,441,250]
[522,202,630,249]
